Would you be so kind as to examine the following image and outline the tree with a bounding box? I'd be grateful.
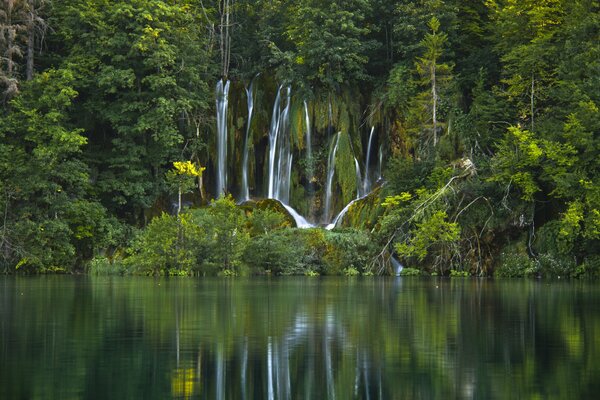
[415,17,453,146]
[51,0,213,223]
[0,69,116,271]
[281,0,373,90]
[166,161,205,215]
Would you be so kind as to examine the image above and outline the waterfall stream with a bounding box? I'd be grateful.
[363,126,375,193]
[354,157,363,198]
[240,80,255,201]
[323,132,341,223]
[267,86,293,203]
[215,79,230,196]
[304,100,313,181]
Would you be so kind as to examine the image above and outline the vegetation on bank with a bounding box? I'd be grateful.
[1,1,598,276]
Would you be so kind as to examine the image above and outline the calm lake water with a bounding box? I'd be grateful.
[1,277,599,399]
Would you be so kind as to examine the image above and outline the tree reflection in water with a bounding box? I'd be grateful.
[0,277,599,399]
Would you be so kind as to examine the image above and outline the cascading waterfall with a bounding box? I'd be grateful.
[354,157,363,198]
[215,79,230,196]
[327,126,376,230]
[304,100,313,180]
[363,126,375,193]
[267,86,293,203]
[325,192,370,230]
[240,80,255,201]
[213,80,388,229]
[391,257,404,276]
[323,132,341,223]
[265,86,314,228]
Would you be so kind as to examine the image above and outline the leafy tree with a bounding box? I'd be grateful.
[51,0,213,222]
[415,17,453,147]
[0,69,115,271]
[281,0,373,90]
[166,161,205,215]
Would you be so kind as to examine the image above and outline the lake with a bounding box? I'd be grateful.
[1,277,599,399]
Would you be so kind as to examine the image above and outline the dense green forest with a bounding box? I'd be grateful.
[0,0,598,277]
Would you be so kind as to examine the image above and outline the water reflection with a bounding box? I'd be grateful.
[1,277,599,399]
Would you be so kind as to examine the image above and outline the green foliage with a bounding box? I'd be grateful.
[1,0,599,277]
[323,230,378,275]
[125,212,203,275]
[399,267,422,277]
[344,267,360,276]
[494,253,537,278]
[449,269,469,277]
[395,211,460,265]
[247,208,288,236]
[280,0,373,89]
[88,256,126,276]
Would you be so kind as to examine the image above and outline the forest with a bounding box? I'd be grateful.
[0,0,598,277]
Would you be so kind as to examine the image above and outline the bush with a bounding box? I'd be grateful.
[399,267,422,276]
[88,256,126,276]
[574,256,600,278]
[243,230,307,275]
[344,267,360,276]
[495,253,537,278]
[322,229,377,275]
[536,253,577,278]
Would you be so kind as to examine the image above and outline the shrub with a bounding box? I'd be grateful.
[450,269,469,277]
[574,256,600,278]
[399,267,422,276]
[495,253,537,278]
[536,253,577,278]
[88,256,126,276]
[322,229,377,275]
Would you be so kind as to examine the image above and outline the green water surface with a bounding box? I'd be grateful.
[1,277,599,399]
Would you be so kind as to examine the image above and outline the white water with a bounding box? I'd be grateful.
[281,202,314,228]
[354,157,363,198]
[391,257,404,276]
[240,80,254,201]
[363,126,375,193]
[323,132,341,223]
[215,80,230,196]
[325,192,370,230]
[304,100,313,181]
[267,86,283,199]
[267,86,293,203]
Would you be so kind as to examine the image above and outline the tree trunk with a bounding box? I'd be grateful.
[432,63,437,146]
[177,186,182,215]
[26,0,35,81]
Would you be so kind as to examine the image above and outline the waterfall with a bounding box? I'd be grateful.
[240,80,255,201]
[267,86,282,198]
[325,192,370,230]
[215,79,230,196]
[354,157,363,198]
[363,127,375,193]
[267,86,293,203]
[324,132,341,222]
[281,203,313,228]
[304,100,313,178]
[391,257,404,276]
